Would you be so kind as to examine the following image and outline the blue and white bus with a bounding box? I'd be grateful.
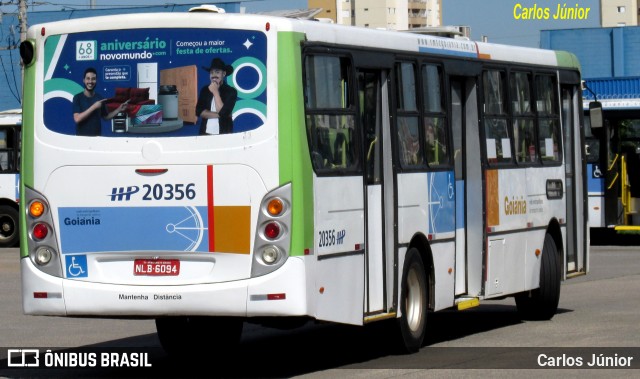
[0,108,20,248]
[584,78,640,242]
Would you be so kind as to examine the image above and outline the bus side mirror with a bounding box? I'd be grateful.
[20,40,36,67]
[589,101,603,129]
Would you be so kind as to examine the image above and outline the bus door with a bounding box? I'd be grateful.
[561,84,588,275]
[450,77,483,296]
[358,69,394,316]
[309,53,365,326]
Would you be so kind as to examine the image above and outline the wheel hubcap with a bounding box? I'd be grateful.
[405,268,423,331]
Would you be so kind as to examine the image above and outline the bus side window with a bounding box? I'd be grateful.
[536,75,561,162]
[483,70,512,164]
[421,63,448,167]
[0,153,8,171]
[398,117,422,166]
[514,119,537,163]
[510,72,537,163]
[0,128,14,171]
[395,61,424,168]
[304,54,359,173]
[315,123,333,168]
[425,117,448,165]
[333,130,347,167]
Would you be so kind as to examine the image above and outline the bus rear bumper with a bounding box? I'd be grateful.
[21,256,308,317]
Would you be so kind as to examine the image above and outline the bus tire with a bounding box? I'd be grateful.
[155,316,243,356]
[0,205,19,248]
[395,248,428,353]
[515,234,561,320]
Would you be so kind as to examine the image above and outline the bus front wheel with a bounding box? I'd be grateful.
[155,316,243,356]
[395,248,428,353]
[515,234,561,320]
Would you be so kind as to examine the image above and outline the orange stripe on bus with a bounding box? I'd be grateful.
[213,206,251,254]
[486,170,500,227]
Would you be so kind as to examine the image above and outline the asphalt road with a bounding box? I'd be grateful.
[0,246,639,378]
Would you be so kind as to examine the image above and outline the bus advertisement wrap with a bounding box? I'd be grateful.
[43,28,267,136]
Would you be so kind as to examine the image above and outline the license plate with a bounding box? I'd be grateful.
[134,259,180,276]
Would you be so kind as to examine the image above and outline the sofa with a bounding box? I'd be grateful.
[105,87,155,117]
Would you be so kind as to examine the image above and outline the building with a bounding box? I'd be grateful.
[329,0,631,40]
[541,26,640,79]
[601,0,638,26]
[542,25,640,109]
[311,0,441,29]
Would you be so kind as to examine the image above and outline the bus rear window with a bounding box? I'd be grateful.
[42,28,267,137]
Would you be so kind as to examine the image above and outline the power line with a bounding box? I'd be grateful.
[0,44,21,103]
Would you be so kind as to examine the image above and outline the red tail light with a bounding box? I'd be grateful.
[33,223,49,240]
[264,222,280,239]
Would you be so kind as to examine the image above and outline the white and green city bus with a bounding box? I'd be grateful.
[19,9,588,353]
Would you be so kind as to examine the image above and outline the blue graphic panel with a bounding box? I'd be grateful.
[58,206,209,253]
[428,171,456,234]
[587,163,605,193]
[418,46,478,58]
[65,254,88,278]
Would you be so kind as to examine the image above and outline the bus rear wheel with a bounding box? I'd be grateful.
[155,316,243,356]
[515,234,561,320]
[395,248,428,353]
[0,205,19,248]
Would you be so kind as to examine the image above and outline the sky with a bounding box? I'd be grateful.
[0,0,612,111]
[443,0,600,48]
[0,0,306,13]
[1,1,602,48]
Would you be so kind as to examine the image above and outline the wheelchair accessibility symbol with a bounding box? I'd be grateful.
[65,255,88,278]
[592,164,603,178]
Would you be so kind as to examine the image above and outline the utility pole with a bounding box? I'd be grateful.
[16,0,28,106]
[352,0,356,26]
[19,0,27,42]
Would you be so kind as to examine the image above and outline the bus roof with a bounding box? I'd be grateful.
[27,12,580,71]
[582,77,640,110]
